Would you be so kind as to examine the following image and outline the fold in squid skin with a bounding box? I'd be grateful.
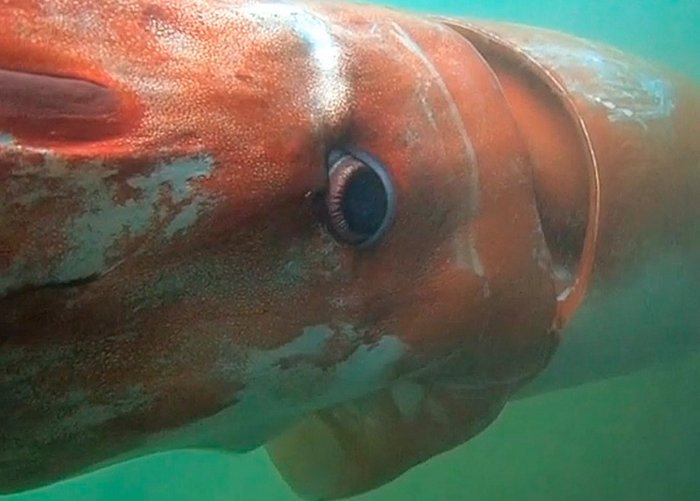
[0,1,698,499]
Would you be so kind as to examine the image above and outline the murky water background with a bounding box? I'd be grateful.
[3,0,699,500]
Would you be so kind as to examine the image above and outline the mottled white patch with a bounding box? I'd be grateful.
[235,324,404,421]
[146,14,197,57]
[0,133,15,145]
[164,203,201,238]
[55,154,215,282]
[525,42,675,124]
[128,155,214,203]
[139,324,406,453]
[0,154,215,295]
[241,2,350,122]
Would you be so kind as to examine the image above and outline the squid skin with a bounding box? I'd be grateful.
[0,1,698,499]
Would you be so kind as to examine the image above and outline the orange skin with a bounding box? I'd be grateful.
[0,0,558,494]
[1,1,699,499]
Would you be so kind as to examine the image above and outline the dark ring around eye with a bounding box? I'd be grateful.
[325,148,396,248]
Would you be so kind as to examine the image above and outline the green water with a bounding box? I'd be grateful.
[5,1,700,500]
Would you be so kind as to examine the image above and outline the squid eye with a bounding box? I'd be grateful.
[324,150,396,248]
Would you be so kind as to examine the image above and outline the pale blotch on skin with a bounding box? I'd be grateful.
[235,324,405,413]
[59,154,214,281]
[0,154,216,295]
[141,324,408,453]
[525,42,676,124]
[145,12,199,60]
[0,133,15,146]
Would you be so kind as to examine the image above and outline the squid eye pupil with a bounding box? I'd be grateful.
[324,150,396,248]
[342,168,387,237]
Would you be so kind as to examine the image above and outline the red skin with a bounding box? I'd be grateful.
[1,1,698,499]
